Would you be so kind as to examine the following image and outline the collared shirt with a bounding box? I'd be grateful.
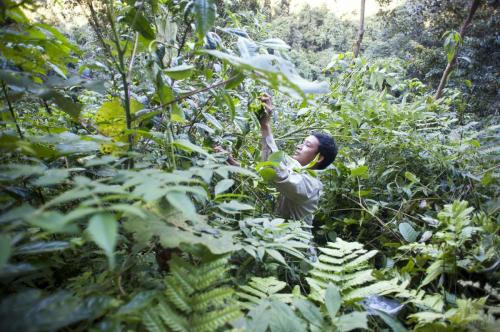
[261,134,323,225]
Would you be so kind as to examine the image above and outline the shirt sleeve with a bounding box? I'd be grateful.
[274,167,322,203]
[261,134,279,161]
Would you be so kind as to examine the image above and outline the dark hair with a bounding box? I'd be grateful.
[312,132,338,170]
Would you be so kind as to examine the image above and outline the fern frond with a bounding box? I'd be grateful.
[318,249,365,264]
[143,308,167,332]
[164,276,191,313]
[191,287,235,312]
[191,305,242,332]
[310,268,376,287]
[171,267,195,295]
[250,277,287,295]
[157,300,189,332]
[238,285,267,299]
[307,238,406,303]
[238,276,294,309]
[344,250,378,269]
[343,269,377,288]
[344,278,403,301]
[191,265,228,291]
[195,255,229,277]
[141,255,240,332]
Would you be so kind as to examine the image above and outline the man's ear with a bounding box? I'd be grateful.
[317,154,324,165]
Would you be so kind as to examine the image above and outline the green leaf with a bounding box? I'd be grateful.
[421,260,443,287]
[268,300,307,332]
[15,241,70,255]
[404,171,420,183]
[0,290,113,332]
[259,167,278,182]
[258,38,291,50]
[193,0,216,39]
[215,179,234,195]
[203,112,223,130]
[350,165,369,178]
[87,213,118,268]
[217,200,254,214]
[31,169,70,186]
[124,8,155,40]
[166,192,197,219]
[373,309,408,332]
[294,299,324,326]
[173,139,211,158]
[164,65,195,80]
[0,204,35,224]
[29,211,78,233]
[170,103,185,123]
[39,90,82,119]
[266,249,287,265]
[0,235,11,269]
[336,312,368,331]
[399,222,419,243]
[269,150,286,163]
[203,50,329,97]
[325,283,341,321]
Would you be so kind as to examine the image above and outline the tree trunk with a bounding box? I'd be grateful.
[435,0,482,99]
[353,0,366,58]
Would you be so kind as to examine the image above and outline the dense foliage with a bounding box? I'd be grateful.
[0,0,498,331]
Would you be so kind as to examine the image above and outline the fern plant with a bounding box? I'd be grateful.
[306,238,406,302]
[142,255,241,332]
[237,276,301,309]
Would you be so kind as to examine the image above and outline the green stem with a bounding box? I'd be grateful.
[1,81,23,139]
[106,0,134,168]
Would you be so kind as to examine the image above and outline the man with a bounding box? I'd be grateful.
[258,94,338,226]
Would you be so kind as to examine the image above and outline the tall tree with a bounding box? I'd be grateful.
[353,0,366,57]
[435,0,482,99]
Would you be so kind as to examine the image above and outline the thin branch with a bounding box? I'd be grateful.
[1,81,23,139]
[140,75,239,116]
[435,0,482,99]
[177,18,192,57]
[127,32,139,82]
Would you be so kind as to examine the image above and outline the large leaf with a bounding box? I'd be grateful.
[192,0,216,40]
[38,90,82,119]
[0,235,11,269]
[421,259,444,287]
[325,283,341,321]
[293,299,324,326]
[203,48,329,97]
[15,241,70,255]
[0,290,113,332]
[166,191,197,220]
[336,312,368,331]
[215,179,234,195]
[164,64,195,80]
[373,309,408,332]
[96,98,143,137]
[173,139,212,158]
[217,200,254,214]
[124,8,155,40]
[123,210,240,254]
[399,222,419,243]
[87,213,118,268]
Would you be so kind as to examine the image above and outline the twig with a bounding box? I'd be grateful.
[143,75,239,114]
[127,32,139,82]
[177,18,192,57]
[1,81,23,139]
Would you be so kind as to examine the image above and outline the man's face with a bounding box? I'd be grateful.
[292,135,320,166]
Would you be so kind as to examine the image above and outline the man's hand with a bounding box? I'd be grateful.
[258,93,273,128]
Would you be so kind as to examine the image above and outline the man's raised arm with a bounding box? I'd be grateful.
[258,94,278,161]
